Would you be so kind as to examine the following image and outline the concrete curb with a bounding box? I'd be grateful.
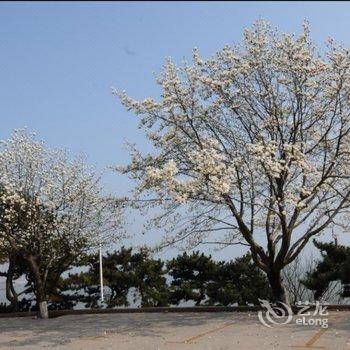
[0,304,350,319]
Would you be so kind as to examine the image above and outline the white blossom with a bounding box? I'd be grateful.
[116,20,350,276]
[0,129,125,257]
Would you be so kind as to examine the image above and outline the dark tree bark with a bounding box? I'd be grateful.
[27,255,49,319]
[267,269,290,307]
[5,257,20,312]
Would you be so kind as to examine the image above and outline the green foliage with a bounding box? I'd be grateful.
[1,247,272,310]
[131,248,169,307]
[207,254,271,306]
[167,251,218,306]
[167,252,271,306]
[302,240,350,300]
[66,247,169,308]
[0,250,78,312]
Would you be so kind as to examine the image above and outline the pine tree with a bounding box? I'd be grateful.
[302,240,350,300]
[167,251,218,306]
[207,254,271,306]
[66,247,169,308]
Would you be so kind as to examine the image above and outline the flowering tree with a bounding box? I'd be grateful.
[0,130,125,318]
[117,21,350,305]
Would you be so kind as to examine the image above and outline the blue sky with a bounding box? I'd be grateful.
[1,1,350,260]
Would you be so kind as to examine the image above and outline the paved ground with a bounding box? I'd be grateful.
[0,311,349,349]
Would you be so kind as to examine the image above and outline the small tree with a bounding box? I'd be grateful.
[302,240,350,301]
[0,130,125,318]
[207,254,271,306]
[117,20,350,305]
[131,248,169,307]
[167,251,217,306]
[167,252,270,306]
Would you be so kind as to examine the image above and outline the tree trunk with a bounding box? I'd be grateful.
[6,279,19,312]
[26,255,49,319]
[38,301,48,319]
[35,288,49,319]
[5,257,19,312]
[267,269,290,307]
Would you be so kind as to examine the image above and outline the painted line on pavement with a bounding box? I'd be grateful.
[166,322,235,344]
[291,313,347,349]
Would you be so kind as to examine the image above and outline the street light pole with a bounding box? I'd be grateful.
[99,243,104,303]
[96,212,104,304]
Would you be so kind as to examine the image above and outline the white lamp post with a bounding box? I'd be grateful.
[96,212,104,303]
[99,243,104,303]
